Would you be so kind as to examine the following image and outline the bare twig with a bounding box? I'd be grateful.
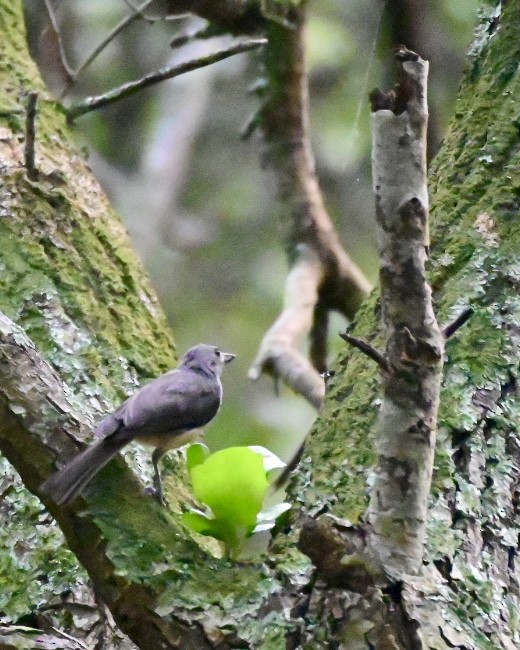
[68,0,157,89]
[240,107,262,141]
[42,0,74,83]
[67,38,267,121]
[443,307,473,339]
[51,627,89,650]
[273,440,305,490]
[162,13,193,22]
[339,332,390,373]
[24,91,39,181]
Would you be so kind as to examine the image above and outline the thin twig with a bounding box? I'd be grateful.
[443,307,473,339]
[162,14,193,22]
[42,0,74,81]
[273,440,305,490]
[339,332,390,373]
[67,38,267,121]
[240,108,261,140]
[51,626,89,650]
[71,0,157,83]
[24,92,39,181]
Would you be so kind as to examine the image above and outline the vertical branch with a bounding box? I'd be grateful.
[24,91,38,181]
[367,47,444,576]
[250,10,372,406]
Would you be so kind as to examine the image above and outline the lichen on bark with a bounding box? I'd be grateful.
[1,0,519,647]
[289,1,520,646]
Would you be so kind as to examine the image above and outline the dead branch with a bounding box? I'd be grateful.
[67,38,267,121]
[249,10,372,408]
[67,0,157,89]
[367,46,444,576]
[24,91,38,181]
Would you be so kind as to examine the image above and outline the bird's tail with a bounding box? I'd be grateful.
[40,436,127,505]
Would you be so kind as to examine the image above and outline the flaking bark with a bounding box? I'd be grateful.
[367,48,444,576]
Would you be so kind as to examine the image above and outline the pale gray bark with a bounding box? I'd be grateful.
[367,50,444,576]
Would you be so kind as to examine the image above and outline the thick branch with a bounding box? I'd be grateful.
[250,11,371,407]
[367,48,444,576]
[249,245,326,409]
[0,313,211,649]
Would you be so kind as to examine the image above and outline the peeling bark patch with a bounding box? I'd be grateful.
[398,198,427,237]
[379,456,414,497]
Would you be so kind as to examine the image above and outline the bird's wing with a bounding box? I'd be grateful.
[110,368,221,438]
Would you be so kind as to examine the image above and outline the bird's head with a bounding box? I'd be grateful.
[181,344,235,377]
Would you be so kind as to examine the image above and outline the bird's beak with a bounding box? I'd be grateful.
[221,352,236,364]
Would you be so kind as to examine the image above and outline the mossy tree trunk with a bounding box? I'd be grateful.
[293,2,520,646]
[0,0,519,648]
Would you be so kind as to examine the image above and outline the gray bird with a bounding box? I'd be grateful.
[40,344,235,505]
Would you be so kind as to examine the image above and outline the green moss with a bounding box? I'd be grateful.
[285,290,381,524]
[0,4,294,642]
[0,0,182,625]
[0,459,89,619]
[292,1,520,645]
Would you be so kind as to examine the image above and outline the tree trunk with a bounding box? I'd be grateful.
[292,2,520,646]
[0,0,519,648]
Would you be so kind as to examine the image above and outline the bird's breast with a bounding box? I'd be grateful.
[135,429,203,451]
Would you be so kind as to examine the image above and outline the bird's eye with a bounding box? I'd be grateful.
[215,349,220,357]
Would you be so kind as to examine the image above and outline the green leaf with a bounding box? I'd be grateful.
[186,442,210,472]
[189,447,269,529]
[184,446,289,558]
[182,511,221,538]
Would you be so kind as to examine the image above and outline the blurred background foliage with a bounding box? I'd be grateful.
[26,0,479,462]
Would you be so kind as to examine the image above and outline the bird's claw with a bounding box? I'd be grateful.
[145,485,166,506]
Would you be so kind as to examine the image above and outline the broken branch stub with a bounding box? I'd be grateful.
[367,48,444,577]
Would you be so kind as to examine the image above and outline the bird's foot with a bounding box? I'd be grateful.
[145,485,166,506]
